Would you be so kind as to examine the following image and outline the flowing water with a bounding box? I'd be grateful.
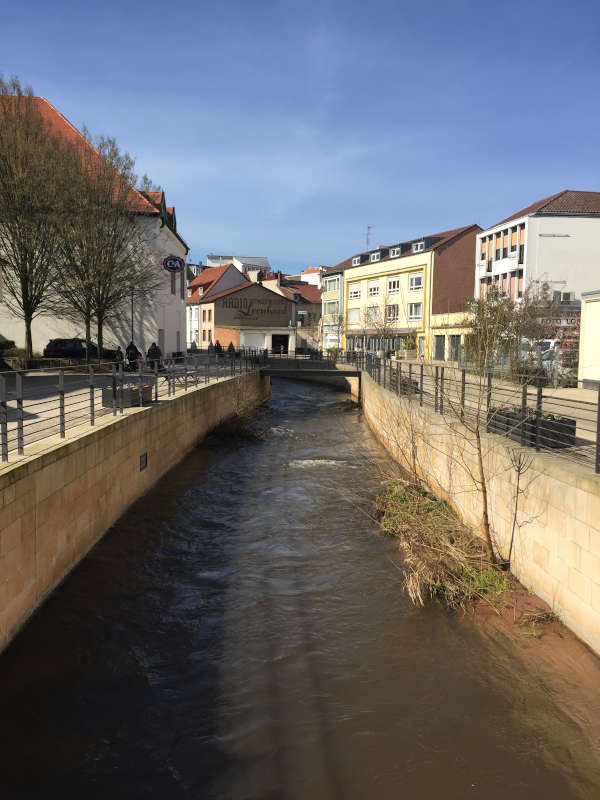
[1,378,599,799]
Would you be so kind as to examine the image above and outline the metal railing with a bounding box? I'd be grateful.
[329,350,600,474]
[0,348,266,464]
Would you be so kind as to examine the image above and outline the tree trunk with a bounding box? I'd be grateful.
[24,316,33,364]
[474,424,496,563]
[97,316,103,363]
[85,314,92,363]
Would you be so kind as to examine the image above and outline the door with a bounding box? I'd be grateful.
[434,335,446,361]
[271,334,289,354]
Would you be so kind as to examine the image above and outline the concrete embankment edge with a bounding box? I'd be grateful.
[360,371,600,657]
[0,373,270,654]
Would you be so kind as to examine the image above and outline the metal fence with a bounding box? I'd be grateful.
[329,350,600,474]
[0,349,266,463]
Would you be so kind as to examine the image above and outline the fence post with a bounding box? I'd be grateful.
[111,364,117,417]
[0,375,8,461]
[155,360,159,401]
[184,356,188,391]
[138,360,143,407]
[440,366,445,414]
[118,363,124,414]
[59,369,66,435]
[89,366,95,426]
[596,385,600,474]
[16,372,24,455]
[520,381,527,446]
[460,369,466,420]
[419,364,424,407]
[434,366,439,412]
[535,376,543,452]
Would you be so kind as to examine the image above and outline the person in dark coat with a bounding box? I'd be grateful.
[215,340,222,355]
[227,341,235,356]
[147,342,162,370]
[114,346,124,364]
[126,340,141,370]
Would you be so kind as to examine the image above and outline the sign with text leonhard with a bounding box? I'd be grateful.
[216,284,293,328]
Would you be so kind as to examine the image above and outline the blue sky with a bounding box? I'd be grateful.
[3,0,600,271]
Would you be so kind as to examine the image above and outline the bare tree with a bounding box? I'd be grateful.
[0,75,80,360]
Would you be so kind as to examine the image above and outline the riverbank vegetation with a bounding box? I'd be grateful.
[376,479,510,611]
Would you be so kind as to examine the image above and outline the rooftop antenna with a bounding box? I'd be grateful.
[366,225,373,251]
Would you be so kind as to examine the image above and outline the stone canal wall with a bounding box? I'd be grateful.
[360,371,600,656]
[0,372,270,654]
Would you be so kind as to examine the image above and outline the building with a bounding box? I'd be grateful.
[321,264,348,349]
[578,290,600,389]
[260,272,322,349]
[206,254,271,275]
[299,266,324,288]
[343,225,480,358]
[475,190,600,303]
[196,280,296,352]
[0,97,189,356]
[186,264,249,347]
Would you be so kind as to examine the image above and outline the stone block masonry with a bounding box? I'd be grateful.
[360,371,600,657]
[0,372,270,654]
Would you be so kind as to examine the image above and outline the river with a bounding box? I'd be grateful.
[0,378,599,799]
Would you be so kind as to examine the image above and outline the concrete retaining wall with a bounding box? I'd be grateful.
[0,373,270,654]
[361,372,600,656]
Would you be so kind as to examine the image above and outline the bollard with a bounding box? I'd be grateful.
[118,363,124,414]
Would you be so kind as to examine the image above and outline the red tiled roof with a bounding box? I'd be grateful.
[493,190,600,226]
[198,281,291,304]
[289,283,321,304]
[10,97,160,215]
[301,266,320,274]
[189,265,230,288]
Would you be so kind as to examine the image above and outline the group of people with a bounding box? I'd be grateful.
[112,341,163,370]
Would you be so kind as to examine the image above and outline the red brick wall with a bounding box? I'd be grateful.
[214,327,240,348]
[432,226,481,315]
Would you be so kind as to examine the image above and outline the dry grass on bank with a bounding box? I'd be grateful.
[376,480,510,611]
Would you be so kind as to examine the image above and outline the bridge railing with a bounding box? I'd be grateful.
[0,349,265,464]
[343,351,600,474]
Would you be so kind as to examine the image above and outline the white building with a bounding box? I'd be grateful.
[0,98,189,357]
[206,254,271,275]
[321,265,346,349]
[578,290,600,389]
[475,190,600,302]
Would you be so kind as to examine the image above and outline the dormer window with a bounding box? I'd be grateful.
[412,241,425,253]
[370,252,381,263]
[188,288,193,298]
[390,247,401,258]
[352,256,361,266]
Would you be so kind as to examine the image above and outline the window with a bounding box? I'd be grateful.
[390,247,401,258]
[408,302,422,320]
[412,241,425,253]
[409,272,423,291]
[370,252,381,262]
[208,309,212,322]
[188,288,193,298]
[324,276,339,293]
[352,256,361,266]
[202,329,207,341]
[347,308,360,325]
[387,278,400,294]
[366,306,379,323]
[386,304,399,321]
[202,309,206,322]
[324,300,339,315]
[171,272,176,294]
[349,283,361,299]
[368,280,379,296]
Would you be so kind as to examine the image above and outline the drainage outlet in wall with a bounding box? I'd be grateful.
[140,452,148,471]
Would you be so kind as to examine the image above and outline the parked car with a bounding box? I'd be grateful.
[43,338,117,360]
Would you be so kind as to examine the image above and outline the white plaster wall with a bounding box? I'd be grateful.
[524,217,600,298]
[579,293,600,387]
[0,217,187,357]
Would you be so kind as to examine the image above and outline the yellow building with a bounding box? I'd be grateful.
[343,225,480,358]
